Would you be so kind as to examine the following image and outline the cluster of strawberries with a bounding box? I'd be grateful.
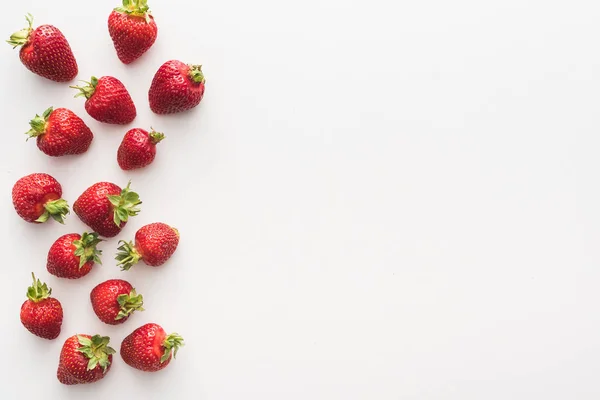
[9,0,204,385]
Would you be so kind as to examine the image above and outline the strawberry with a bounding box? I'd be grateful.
[47,232,103,279]
[149,60,205,114]
[6,14,78,82]
[108,0,157,64]
[57,334,115,385]
[117,128,165,170]
[71,76,136,124]
[12,173,69,224]
[20,273,63,340]
[74,181,142,238]
[116,222,179,270]
[25,107,93,157]
[90,279,144,325]
[120,323,183,372]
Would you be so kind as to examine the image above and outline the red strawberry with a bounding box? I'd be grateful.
[117,128,165,170]
[12,173,69,224]
[20,273,63,340]
[71,76,136,124]
[57,334,115,385]
[108,0,157,64]
[26,107,93,157]
[116,222,179,270]
[73,181,142,238]
[149,60,205,114]
[7,14,78,82]
[120,323,183,372]
[47,232,103,279]
[90,279,144,325]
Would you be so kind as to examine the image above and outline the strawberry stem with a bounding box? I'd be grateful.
[7,13,33,48]
[160,333,184,363]
[115,241,142,271]
[114,0,152,22]
[25,107,53,140]
[107,181,142,227]
[73,232,103,268]
[188,65,205,84]
[77,335,116,372]
[26,272,52,302]
[115,289,144,320]
[69,77,98,100]
[149,129,165,145]
[36,198,70,224]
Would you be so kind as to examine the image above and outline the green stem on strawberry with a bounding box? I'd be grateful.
[116,289,144,320]
[115,240,142,270]
[115,0,153,22]
[107,181,142,226]
[188,65,205,84]
[160,333,184,363]
[73,232,103,268]
[149,129,165,144]
[6,13,33,48]
[25,107,53,139]
[77,335,116,372]
[69,77,98,99]
[26,272,52,302]
[36,198,70,224]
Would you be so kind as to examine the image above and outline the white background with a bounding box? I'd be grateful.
[1,0,599,398]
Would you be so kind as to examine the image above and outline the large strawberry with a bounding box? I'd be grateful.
[20,273,63,340]
[149,60,205,114]
[57,334,115,385]
[108,0,157,64]
[117,128,165,170]
[120,323,183,372]
[7,14,78,82]
[47,232,103,279]
[90,279,144,325]
[116,222,179,270]
[26,107,93,157]
[12,173,69,224]
[71,76,136,124]
[74,181,141,238]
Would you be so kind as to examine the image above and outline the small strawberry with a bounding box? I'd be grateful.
[74,181,142,238]
[6,14,78,82]
[149,60,205,114]
[71,76,136,124]
[57,334,115,385]
[20,273,63,340]
[47,232,103,279]
[117,128,165,170]
[90,279,144,325]
[25,107,93,157]
[108,0,157,64]
[116,222,179,270]
[12,173,69,224]
[120,323,183,372]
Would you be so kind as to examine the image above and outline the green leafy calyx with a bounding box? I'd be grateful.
[149,129,165,145]
[36,198,70,224]
[26,272,52,302]
[73,232,103,268]
[160,333,184,363]
[77,335,116,373]
[69,77,98,100]
[115,240,142,271]
[115,289,144,320]
[25,107,53,140]
[115,0,152,22]
[188,65,205,84]
[7,13,33,48]
[107,181,142,227]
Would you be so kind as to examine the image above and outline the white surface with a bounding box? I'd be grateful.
[0,0,599,398]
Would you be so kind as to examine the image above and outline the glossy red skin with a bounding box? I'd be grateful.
[135,223,180,266]
[90,279,133,325]
[85,76,136,124]
[108,11,157,64]
[37,108,93,156]
[57,334,113,385]
[121,323,171,371]
[20,297,63,340]
[47,233,94,279]
[12,173,62,222]
[117,128,157,170]
[74,182,125,238]
[19,24,78,82]
[149,60,205,114]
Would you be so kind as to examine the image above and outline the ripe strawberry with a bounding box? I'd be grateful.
[12,173,69,224]
[90,279,144,325]
[108,0,157,64]
[6,14,78,82]
[117,128,165,170]
[120,323,183,372]
[73,181,142,238]
[47,232,103,279]
[57,334,115,385]
[71,76,136,124]
[149,60,205,114]
[20,273,63,340]
[116,222,179,270]
[25,107,93,157]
